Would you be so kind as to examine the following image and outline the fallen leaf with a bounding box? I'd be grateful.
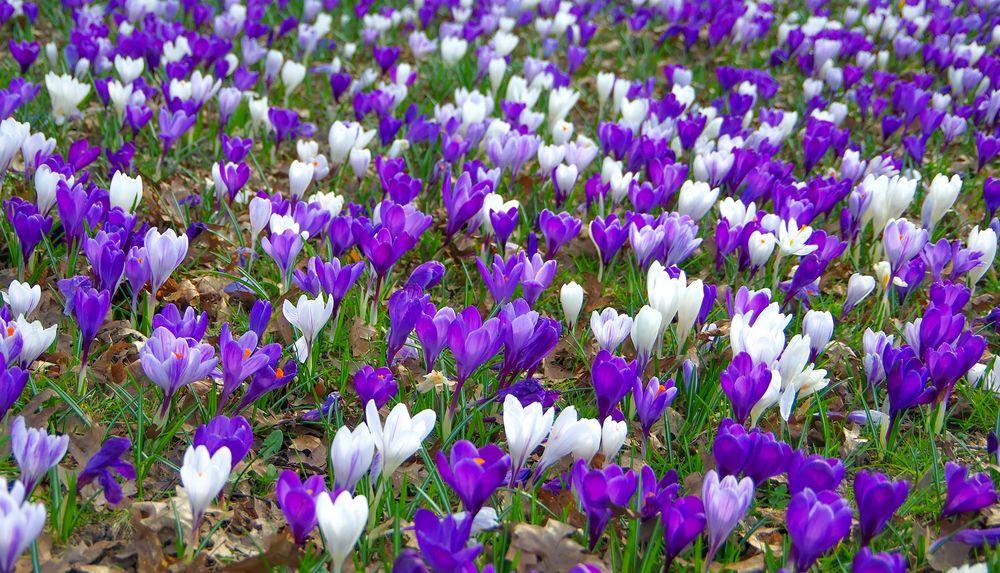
[507,520,606,573]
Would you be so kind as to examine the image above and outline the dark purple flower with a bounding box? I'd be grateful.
[442,171,490,239]
[192,415,254,469]
[538,210,581,259]
[412,509,483,573]
[476,254,523,305]
[386,285,430,365]
[406,261,445,291]
[4,198,51,261]
[276,470,327,545]
[633,377,676,438]
[787,488,853,571]
[353,365,398,409]
[660,495,706,569]
[248,299,272,341]
[261,230,304,287]
[218,324,280,412]
[0,366,28,421]
[720,352,773,425]
[415,305,455,372]
[435,440,510,515]
[73,287,111,367]
[591,350,639,421]
[787,452,845,495]
[851,548,907,573]
[237,359,297,414]
[589,214,628,271]
[497,300,560,387]
[152,304,209,341]
[8,40,40,73]
[712,418,791,484]
[570,459,637,550]
[854,470,909,545]
[76,437,135,506]
[941,461,998,518]
[447,306,502,385]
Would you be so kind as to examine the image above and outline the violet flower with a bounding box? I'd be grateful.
[386,285,430,366]
[140,327,218,421]
[720,352,774,425]
[538,209,582,259]
[11,416,68,495]
[412,509,483,572]
[570,459,637,550]
[193,415,254,469]
[77,437,135,506]
[353,365,398,409]
[276,470,327,546]
[786,488,853,571]
[633,377,676,440]
[435,440,510,515]
[476,254,523,305]
[660,495,706,570]
[851,548,907,573]
[152,304,208,341]
[854,470,909,546]
[787,452,845,495]
[702,469,754,566]
[591,350,639,421]
[712,418,791,484]
[941,461,998,518]
[447,306,502,411]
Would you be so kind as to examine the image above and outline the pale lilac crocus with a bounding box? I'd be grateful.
[10,416,69,495]
[144,228,189,301]
[702,470,754,568]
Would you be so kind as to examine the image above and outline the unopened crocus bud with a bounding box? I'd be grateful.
[2,280,40,319]
[109,171,143,213]
[288,160,314,200]
[180,444,232,533]
[630,305,661,370]
[316,490,368,573]
[921,174,961,233]
[348,148,370,180]
[330,423,375,492]
[560,281,584,330]
[842,273,876,317]
[249,196,272,244]
[802,310,834,358]
[748,231,775,268]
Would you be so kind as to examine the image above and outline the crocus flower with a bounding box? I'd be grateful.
[941,462,999,518]
[447,306,502,406]
[854,470,909,546]
[154,304,209,341]
[353,365,397,409]
[282,294,335,362]
[386,286,430,366]
[476,254,523,305]
[842,273,876,318]
[0,365,28,420]
[180,445,232,536]
[538,209,582,258]
[630,305,661,371]
[262,230,304,288]
[276,470,327,545]
[144,228,189,301]
[633,377,676,439]
[72,287,110,369]
[787,488,853,571]
[365,401,435,480]
[590,308,632,353]
[503,394,554,480]
[415,305,456,372]
[76,437,135,506]
[0,478,46,573]
[330,423,375,492]
[217,325,280,412]
[140,327,218,420]
[787,452,845,495]
[192,416,254,469]
[570,459,637,550]
[712,419,791,484]
[316,490,368,573]
[11,416,68,495]
[702,470,754,565]
[560,281,584,330]
[591,350,639,421]
[851,548,907,573]
[2,280,39,319]
[436,440,510,515]
[518,253,557,307]
[412,509,482,572]
[720,352,776,425]
[661,495,706,570]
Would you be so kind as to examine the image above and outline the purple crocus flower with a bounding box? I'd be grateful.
[787,452,845,495]
[72,287,110,369]
[883,345,936,435]
[518,253,557,307]
[236,359,297,414]
[83,231,126,295]
[720,352,773,425]
[941,461,999,518]
[435,440,510,515]
[152,304,209,341]
[660,495,706,570]
[276,470,327,546]
[442,171,490,239]
[144,228,188,300]
[386,285,430,366]
[538,210,582,259]
[353,365,398,409]
[476,254,523,305]
[262,229,304,289]
[217,324,280,412]
[8,40,40,73]
[570,459,637,550]
[4,198,52,262]
[591,350,639,421]
[406,261,445,291]
[787,488,853,571]
[701,469,754,565]
[589,214,628,274]
[447,306,502,386]
[712,418,791,484]
[77,437,135,506]
[158,108,197,154]
[193,415,254,469]
[851,548,907,573]
[0,366,28,421]
[633,377,676,439]
[11,416,68,494]
[854,470,909,546]
[497,300,560,387]
[415,305,456,372]
[140,327,218,420]
[124,246,150,310]
[412,509,483,572]
[248,299,272,341]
